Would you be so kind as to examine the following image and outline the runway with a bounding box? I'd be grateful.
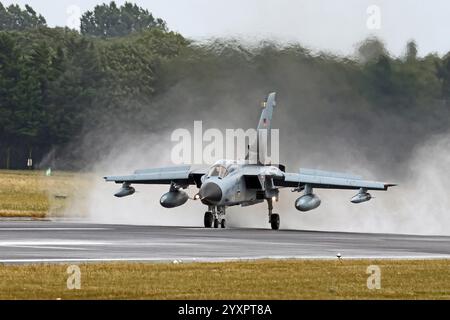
[1,220,450,263]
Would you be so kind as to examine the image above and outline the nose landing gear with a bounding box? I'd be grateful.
[204,206,226,229]
[204,211,214,228]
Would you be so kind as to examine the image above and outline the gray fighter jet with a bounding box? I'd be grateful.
[105,92,395,230]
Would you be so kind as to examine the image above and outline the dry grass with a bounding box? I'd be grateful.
[0,259,449,299]
[0,170,89,218]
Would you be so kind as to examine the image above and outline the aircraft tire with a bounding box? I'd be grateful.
[214,219,219,228]
[221,219,226,229]
[204,212,213,228]
[270,214,280,230]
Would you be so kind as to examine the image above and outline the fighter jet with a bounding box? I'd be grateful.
[105,92,395,230]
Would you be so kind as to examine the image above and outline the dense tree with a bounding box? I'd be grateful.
[80,1,167,37]
[0,32,45,167]
[406,40,418,61]
[0,2,46,31]
[441,53,450,99]
[357,37,387,63]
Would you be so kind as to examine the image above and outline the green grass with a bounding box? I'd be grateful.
[0,259,449,299]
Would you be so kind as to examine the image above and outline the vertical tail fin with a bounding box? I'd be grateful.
[247,92,277,164]
[257,92,276,132]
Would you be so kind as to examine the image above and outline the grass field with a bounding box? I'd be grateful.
[0,259,449,299]
[0,170,88,218]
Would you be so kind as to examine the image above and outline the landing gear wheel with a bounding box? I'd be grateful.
[204,212,213,228]
[221,219,226,229]
[214,219,219,229]
[270,214,280,230]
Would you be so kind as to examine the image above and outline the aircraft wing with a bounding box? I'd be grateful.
[275,168,395,191]
[104,165,206,187]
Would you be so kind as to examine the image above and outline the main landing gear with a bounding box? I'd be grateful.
[267,198,280,230]
[204,206,226,229]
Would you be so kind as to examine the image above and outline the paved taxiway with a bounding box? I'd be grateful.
[0,220,450,263]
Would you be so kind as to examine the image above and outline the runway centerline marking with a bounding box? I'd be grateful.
[7,245,92,251]
[0,240,197,248]
[0,240,111,246]
[0,228,111,231]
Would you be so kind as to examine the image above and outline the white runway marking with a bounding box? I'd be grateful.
[0,240,111,246]
[8,245,91,251]
[0,228,110,231]
[0,240,194,248]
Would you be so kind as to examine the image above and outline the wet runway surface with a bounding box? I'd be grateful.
[1,220,450,263]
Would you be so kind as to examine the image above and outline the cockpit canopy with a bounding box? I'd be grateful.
[207,160,239,178]
[207,165,228,178]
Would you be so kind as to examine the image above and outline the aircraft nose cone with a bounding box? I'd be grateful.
[199,182,222,205]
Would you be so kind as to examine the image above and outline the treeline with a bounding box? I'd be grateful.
[0,1,449,170]
[0,2,187,168]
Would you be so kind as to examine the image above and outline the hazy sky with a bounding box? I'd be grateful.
[2,0,449,56]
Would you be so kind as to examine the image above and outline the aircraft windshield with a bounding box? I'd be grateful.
[208,165,228,178]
